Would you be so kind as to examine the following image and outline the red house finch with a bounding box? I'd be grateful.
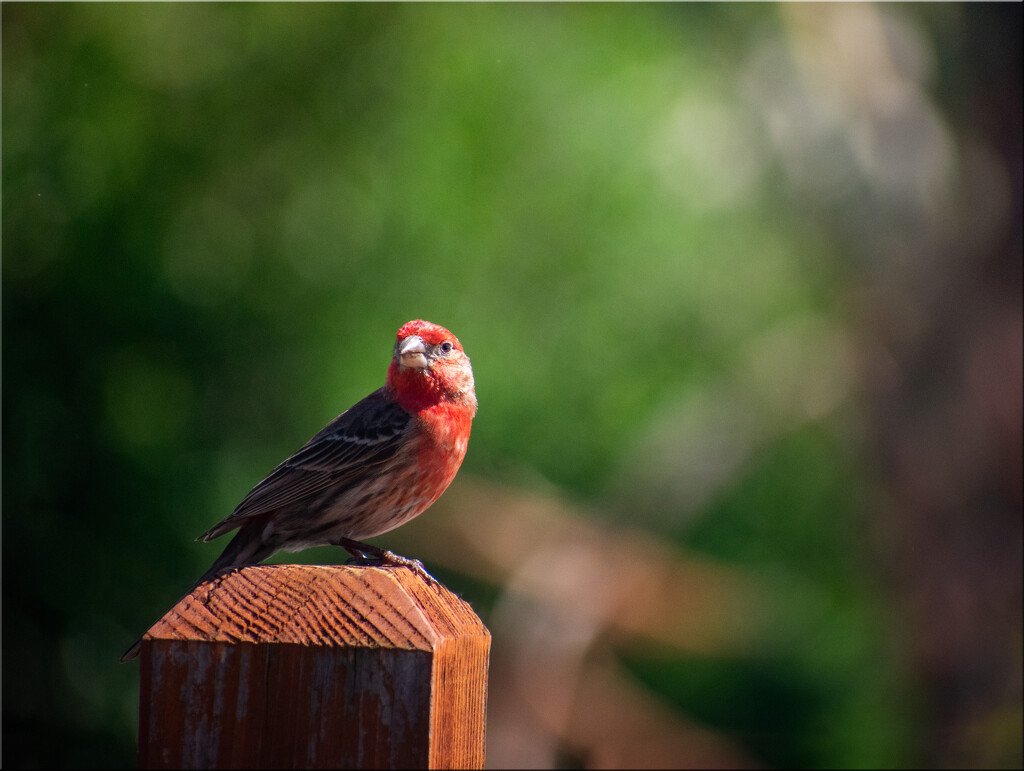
[121,319,476,661]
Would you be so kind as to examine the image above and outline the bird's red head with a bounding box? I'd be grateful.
[395,319,466,353]
[387,320,477,415]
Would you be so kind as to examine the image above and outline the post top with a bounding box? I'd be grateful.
[141,563,488,651]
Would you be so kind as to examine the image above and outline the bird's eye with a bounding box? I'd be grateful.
[438,341,454,354]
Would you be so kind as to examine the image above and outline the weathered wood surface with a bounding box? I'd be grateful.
[136,564,489,769]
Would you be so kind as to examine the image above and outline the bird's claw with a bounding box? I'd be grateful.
[338,536,438,584]
[344,549,438,585]
[380,550,439,585]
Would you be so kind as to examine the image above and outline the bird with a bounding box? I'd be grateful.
[121,319,477,662]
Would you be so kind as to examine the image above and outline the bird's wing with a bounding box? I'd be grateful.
[201,387,412,541]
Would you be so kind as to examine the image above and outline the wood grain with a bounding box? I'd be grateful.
[136,564,489,769]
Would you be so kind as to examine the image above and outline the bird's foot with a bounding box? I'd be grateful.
[338,537,438,584]
[378,550,438,585]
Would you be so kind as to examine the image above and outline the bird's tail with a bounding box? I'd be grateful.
[119,524,276,662]
[193,522,278,586]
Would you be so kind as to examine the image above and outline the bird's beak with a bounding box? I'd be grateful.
[396,335,428,369]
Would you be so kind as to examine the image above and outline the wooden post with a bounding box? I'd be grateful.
[135,564,489,769]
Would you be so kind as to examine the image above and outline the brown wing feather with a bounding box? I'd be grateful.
[200,387,412,541]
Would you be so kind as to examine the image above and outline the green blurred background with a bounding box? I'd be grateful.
[3,3,1021,768]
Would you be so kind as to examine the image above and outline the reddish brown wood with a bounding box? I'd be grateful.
[136,564,489,769]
